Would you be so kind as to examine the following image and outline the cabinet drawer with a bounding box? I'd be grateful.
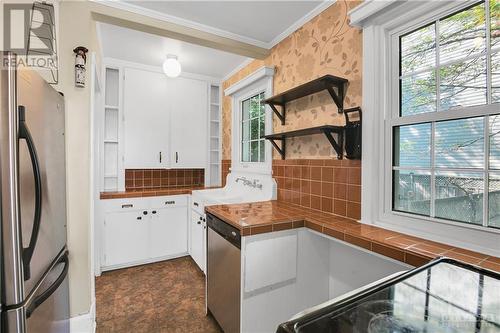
[103,197,150,213]
[149,195,188,209]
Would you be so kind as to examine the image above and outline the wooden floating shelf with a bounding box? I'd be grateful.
[264,75,348,125]
[262,125,345,160]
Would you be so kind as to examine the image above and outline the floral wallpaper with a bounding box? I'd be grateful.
[222,0,362,160]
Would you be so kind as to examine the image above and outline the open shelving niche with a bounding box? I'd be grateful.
[102,66,123,191]
[207,84,222,186]
[263,75,362,160]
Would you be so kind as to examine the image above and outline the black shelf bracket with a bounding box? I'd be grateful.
[268,103,286,125]
[326,85,345,114]
[322,129,343,159]
[268,138,286,159]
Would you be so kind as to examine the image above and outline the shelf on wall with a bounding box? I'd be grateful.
[264,75,348,125]
[262,125,344,160]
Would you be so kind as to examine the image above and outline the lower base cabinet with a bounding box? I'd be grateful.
[190,210,206,273]
[102,195,188,270]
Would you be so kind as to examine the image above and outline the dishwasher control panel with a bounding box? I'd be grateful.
[206,214,241,249]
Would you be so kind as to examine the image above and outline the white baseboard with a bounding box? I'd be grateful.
[70,301,96,333]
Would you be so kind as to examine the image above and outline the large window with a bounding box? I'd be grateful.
[241,92,266,163]
[393,1,500,229]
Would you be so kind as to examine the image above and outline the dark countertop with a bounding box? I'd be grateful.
[205,200,500,273]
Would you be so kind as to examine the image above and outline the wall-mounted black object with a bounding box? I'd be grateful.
[264,75,348,125]
[262,125,344,160]
[344,107,362,160]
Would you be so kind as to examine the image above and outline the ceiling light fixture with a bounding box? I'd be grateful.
[163,54,181,78]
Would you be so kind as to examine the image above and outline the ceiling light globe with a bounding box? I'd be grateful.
[163,55,181,78]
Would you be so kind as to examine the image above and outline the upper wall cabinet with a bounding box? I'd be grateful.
[168,77,208,168]
[123,67,169,168]
[122,67,208,169]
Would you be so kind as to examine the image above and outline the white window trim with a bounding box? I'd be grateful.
[353,0,500,257]
[224,66,275,174]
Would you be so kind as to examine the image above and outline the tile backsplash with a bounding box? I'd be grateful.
[125,169,204,190]
[273,159,361,220]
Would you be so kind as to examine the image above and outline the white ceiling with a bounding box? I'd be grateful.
[112,0,330,48]
[98,22,251,79]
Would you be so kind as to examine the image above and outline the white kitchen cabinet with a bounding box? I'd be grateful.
[168,76,208,168]
[190,210,206,272]
[123,67,169,169]
[101,195,189,270]
[150,206,188,258]
[103,210,149,267]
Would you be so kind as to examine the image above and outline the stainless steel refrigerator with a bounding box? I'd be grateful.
[1,52,70,333]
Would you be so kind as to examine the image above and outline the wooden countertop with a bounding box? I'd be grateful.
[100,186,219,199]
[205,200,500,273]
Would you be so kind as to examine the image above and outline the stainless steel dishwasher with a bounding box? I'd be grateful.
[207,213,241,333]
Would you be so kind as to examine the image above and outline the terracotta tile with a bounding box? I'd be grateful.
[324,159,342,167]
[384,235,423,250]
[408,242,452,257]
[372,242,405,262]
[305,220,322,233]
[284,166,293,178]
[292,179,301,192]
[341,159,361,167]
[300,194,311,208]
[323,225,344,240]
[345,234,371,250]
[484,256,500,265]
[334,168,348,183]
[405,252,431,267]
[293,220,305,228]
[311,195,321,210]
[347,168,361,185]
[301,180,311,194]
[276,166,284,177]
[346,202,361,220]
[310,181,322,196]
[346,185,361,202]
[333,199,346,216]
[444,251,483,265]
[301,166,311,179]
[479,260,500,273]
[311,167,322,181]
[446,248,489,261]
[321,167,334,182]
[284,178,293,190]
[321,197,333,213]
[309,160,324,166]
[134,170,144,179]
[273,222,293,232]
[333,183,347,199]
[292,166,301,179]
[321,183,333,198]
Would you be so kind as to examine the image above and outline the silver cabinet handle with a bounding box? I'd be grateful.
[121,204,133,208]
[165,201,175,205]
[159,152,162,163]
[175,152,178,163]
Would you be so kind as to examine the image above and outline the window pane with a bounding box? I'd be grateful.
[394,123,431,167]
[492,51,500,103]
[439,3,486,64]
[435,117,484,169]
[242,121,250,141]
[393,170,431,216]
[491,115,500,169]
[250,118,259,140]
[401,71,436,116]
[439,56,487,110]
[489,172,500,228]
[251,141,259,162]
[259,140,265,162]
[435,171,483,225]
[242,99,250,120]
[242,141,250,162]
[259,115,265,138]
[491,0,500,48]
[400,23,436,74]
[249,96,260,119]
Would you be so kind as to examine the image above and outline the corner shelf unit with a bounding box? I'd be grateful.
[263,125,344,160]
[264,75,348,125]
[207,84,222,186]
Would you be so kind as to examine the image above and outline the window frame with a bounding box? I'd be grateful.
[240,91,266,163]
[385,0,500,233]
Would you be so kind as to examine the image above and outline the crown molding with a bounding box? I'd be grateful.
[269,0,335,47]
[348,0,399,28]
[91,0,334,50]
[221,58,255,82]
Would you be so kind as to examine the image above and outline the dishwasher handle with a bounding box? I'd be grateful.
[206,214,241,249]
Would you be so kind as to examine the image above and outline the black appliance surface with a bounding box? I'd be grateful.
[277,258,500,333]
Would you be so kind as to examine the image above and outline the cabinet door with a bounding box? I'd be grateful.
[123,67,169,168]
[168,77,208,168]
[103,211,149,266]
[150,207,188,258]
[190,211,205,271]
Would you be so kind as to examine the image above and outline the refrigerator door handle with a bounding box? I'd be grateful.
[18,105,43,281]
[26,250,69,318]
